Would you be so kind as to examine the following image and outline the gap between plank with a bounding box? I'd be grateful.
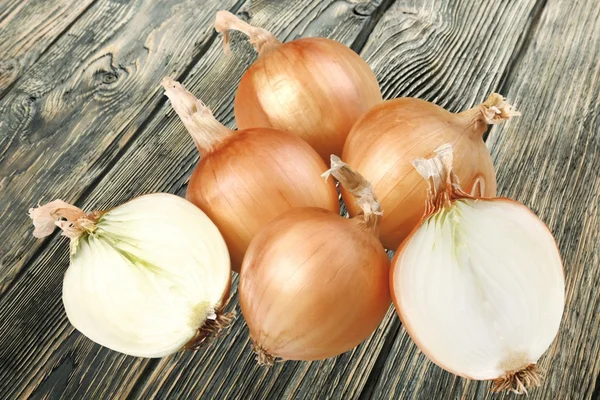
[357,317,402,400]
[0,0,248,302]
[483,0,549,142]
[0,0,100,101]
[592,373,600,400]
[126,358,162,399]
[349,0,396,53]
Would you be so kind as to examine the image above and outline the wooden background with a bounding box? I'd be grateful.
[0,0,598,399]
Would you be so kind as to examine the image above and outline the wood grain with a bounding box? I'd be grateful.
[0,0,241,294]
[0,1,395,399]
[0,0,97,98]
[1,0,597,399]
[364,0,600,398]
[0,0,245,397]
[487,0,600,396]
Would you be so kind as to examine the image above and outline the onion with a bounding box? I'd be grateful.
[239,156,390,364]
[214,10,382,161]
[342,93,520,249]
[162,77,339,272]
[390,144,564,394]
[29,194,232,358]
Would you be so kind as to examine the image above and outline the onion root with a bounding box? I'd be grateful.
[491,364,542,394]
[185,310,236,350]
[251,340,276,366]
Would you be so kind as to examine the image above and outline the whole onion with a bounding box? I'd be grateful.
[342,93,519,249]
[215,10,382,161]
[239,156,390,363]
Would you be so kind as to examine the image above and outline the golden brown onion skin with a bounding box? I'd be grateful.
[187,128,339,272]
[234,38,382,161]
[342,98,497,249]
[239,207,390,361]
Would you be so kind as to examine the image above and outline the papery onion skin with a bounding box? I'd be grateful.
[390,145,564,393]
[162,78,339,272]
[215,11,382,161]
[342,94,519,249]
[30,193,232,358]
[239,207,390,362]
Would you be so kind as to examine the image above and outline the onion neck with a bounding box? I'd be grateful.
[456,93,521,140]
[412,144,468,216]
[162,77,234,157]
[322,156,381,235]
[29,200,99,239]
[214,10,281,56]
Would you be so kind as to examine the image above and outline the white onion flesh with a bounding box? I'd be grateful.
[392,198,564,380]
[62,194,231,358]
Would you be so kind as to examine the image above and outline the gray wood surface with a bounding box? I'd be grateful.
[0,0,240,293]
[0,0,97,98]
[0,0,598,399]
[0,0,245,397]
[363,0,600,399]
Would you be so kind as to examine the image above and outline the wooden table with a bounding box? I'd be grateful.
[0,0,598,398]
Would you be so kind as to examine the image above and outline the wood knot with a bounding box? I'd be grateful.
[101,72,119,85]
[0,59,19,73]
[88,54,128,90]
[95,70,121,86]
[354,3,376,17]
[237,8,252,20]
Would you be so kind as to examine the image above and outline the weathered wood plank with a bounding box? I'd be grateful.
[0,0,241,294]
[0,0,97,98]
[0,0,245,397]
[361,0,539,110]
[365,0,600,398]
[2,0,593,399]
[0,1,395,398]
[1,0,542,399]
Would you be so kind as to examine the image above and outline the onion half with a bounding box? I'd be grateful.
[390,144,565,393]
[30,194,232,358]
